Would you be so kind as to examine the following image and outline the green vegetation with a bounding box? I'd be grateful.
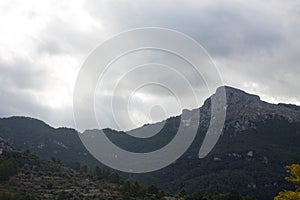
[130,118,300,199]
[0,141,180,199]
[275,164,300,200]
[0,158,17,181]
[184,189,255,200]
[0,141,256,199]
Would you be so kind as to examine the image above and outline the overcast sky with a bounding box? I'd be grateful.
[0,0,299,131]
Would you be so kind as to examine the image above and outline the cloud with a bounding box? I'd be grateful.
[0,57,45,90]
[0,0,299,131]
[85,0,285,56]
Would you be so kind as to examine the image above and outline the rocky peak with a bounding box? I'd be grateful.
[200,86,260,111]
[221,86,260,105]
[210,86,300,133]
[194,86,300,133]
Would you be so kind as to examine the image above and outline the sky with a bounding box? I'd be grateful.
[0,0,299,131]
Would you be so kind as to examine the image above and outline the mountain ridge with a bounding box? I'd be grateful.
[0,86,300,199]
[1,85,299,133]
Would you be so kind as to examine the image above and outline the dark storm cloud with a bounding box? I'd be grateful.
[86,0,285,57]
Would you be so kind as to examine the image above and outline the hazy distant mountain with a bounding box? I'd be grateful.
[1,86,300,199]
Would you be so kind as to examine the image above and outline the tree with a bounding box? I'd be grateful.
[121,180,131,193]
[179,188,187,197]
[228,189,243,200]
[57,191,67,200]
[275,164,300,200]
[80,165,88,174]
[109,172,121,183]
[0,159,17,181]
[94,165,104,179]
[122,192,130,200]
[285,164,300,189]
[147,185,159,195]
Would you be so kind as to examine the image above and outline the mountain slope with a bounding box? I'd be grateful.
[0,137,256,200]
[101,86,300,199]
[0,137,122,199]
[0,138,184,199]
[0,117,98,167]
[127,86,300,199]
[0,86,300,199]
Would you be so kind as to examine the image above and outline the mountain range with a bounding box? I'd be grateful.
[0,86,300,199]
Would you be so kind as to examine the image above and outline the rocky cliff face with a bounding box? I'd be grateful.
[170,85,300,135]
[215,86,300,133]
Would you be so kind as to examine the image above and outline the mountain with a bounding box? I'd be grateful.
[0,137,254,200]
[127,86,300,199]
[0,137,125,199]
[0,117,99,167]
[0,86,300,199]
